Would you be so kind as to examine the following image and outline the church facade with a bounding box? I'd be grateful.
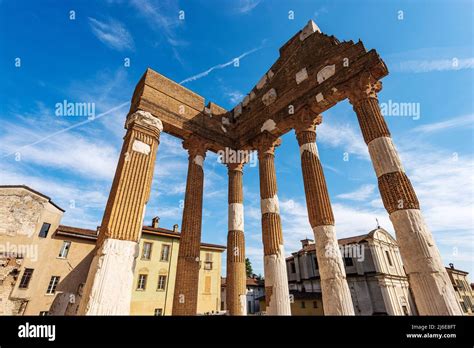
[286,228,417,315]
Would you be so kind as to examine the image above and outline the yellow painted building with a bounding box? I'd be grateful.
[0,185,225,316]
[258,291,324,316]
[131,225,225,315]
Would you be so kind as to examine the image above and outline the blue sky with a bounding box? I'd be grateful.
[1,0,473,276]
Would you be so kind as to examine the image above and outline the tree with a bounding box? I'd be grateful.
[245,258,253,278]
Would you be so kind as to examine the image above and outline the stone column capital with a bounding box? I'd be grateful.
[291,107,322,148]
[183,134,209,159]
[125,110,163,138]
[346,72,383,106]
[291,106,322,134]
[226,162,245,172]
[220,148,249,172]
[251,132,281,159]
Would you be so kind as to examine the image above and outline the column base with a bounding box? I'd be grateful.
[78,238,139,315]
[239,294,247,316]
[390,209,462,315]
[264,245,291,315]
[312,225,355,315]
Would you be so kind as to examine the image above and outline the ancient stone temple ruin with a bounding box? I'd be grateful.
[78,20,461,316]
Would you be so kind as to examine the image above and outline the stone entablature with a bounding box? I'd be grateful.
[129,20,388,153]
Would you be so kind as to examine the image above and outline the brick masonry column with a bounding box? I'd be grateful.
[293,109,355,315]
[225,161,247,315]
[79,110,162,315]
[252,132,291,315]
[172,135,208,315]
[347,73,462,315]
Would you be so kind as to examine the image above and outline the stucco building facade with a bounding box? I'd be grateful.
[0,185,224,315]
[446,264,474,315]
[131,224,224,315]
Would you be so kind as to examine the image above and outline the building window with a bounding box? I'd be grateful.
[456,280,465,291]
[39,223,51,238]
[157,275,167,290]
[301,301,306,309]
[463,296,472,309]
[402,305,409,316]
[137,274,147,290]
[204,252,213,270]
[313,301,318,308]
[204,276,211,293]
[290,262,296,273]
[344,257,354,267]
[58,241,71,258]
[385,250,393,266]
[39,311,49,316]
[154,308,163,316]
[19,268,34,289]
[464,280,470,292]
[460,301,468,313]
[314,256,319,270]
[46,276,60,294]
[142,242,152,260]
[160,244,170,261]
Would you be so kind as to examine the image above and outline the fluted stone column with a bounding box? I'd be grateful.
[79,110,162,315]
[253,132,291,315]
[172,135,208,315]
[294,110,355,315]
[225,161,247,315]
[348,73,462,315]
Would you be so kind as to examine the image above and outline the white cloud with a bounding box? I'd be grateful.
[179,47,261,85]
[314,6,328,18]
[130,0,186,47]
[226,90,244,105]
[399,146,474,234]
[411,114,474,134]
[336,184,376,201]
[0,125,118,180]
[88,17,134,51]
[0,168,108,229]
[235,0,261,14]
[317,121,369,159]
[392,57,474,73]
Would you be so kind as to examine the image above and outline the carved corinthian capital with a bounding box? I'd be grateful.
[291,106,322,133]
[125,110,163,135]
[345,71,383,106]
[252,132,282,159]
[183,134,209,159]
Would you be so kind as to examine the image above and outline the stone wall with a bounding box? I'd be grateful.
[0,187,47,237]
[0,256,27,315]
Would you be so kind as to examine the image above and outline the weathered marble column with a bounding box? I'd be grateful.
[253,133,291,315]
[225,161,247,315]
[347,73,462,315]
[293,110,355,315]
[172,135,208,315]
[79,110,162,315]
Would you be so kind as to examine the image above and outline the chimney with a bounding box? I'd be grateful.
[301,238,314,249]
[151,216,160,228]
[173,224,179,233]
